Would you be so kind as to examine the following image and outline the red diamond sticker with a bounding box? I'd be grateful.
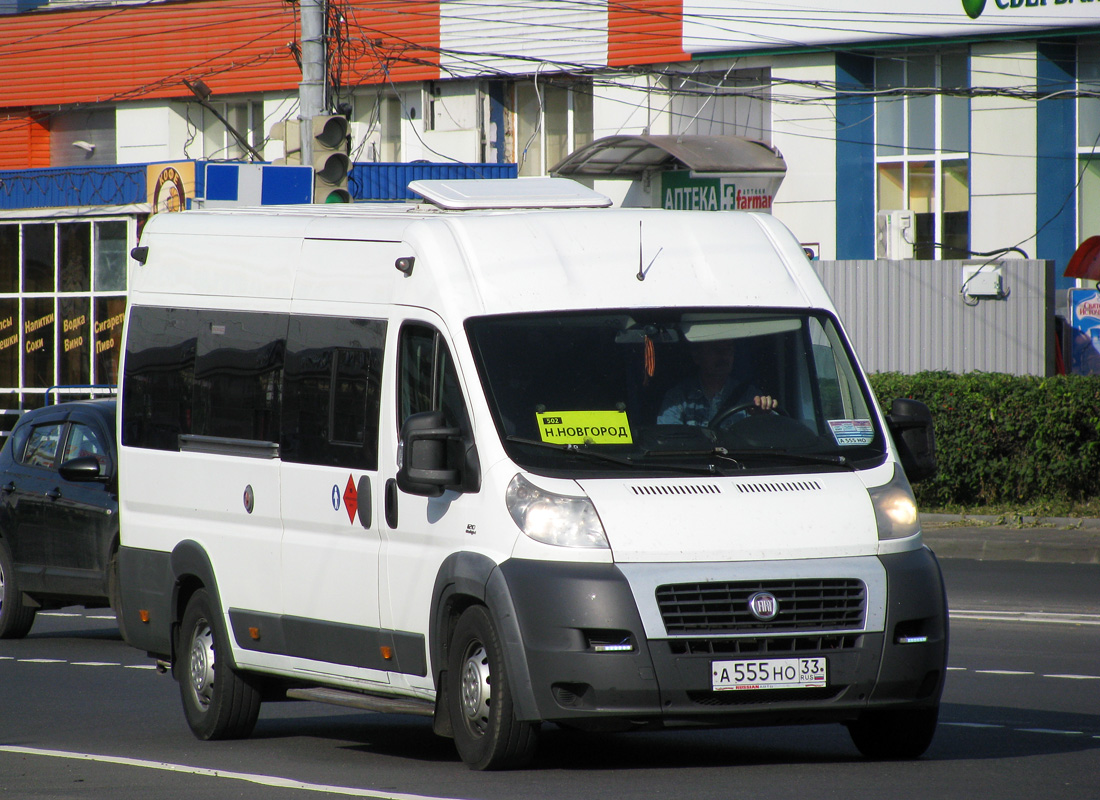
[343,475,358,524]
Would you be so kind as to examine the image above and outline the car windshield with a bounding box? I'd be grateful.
[465,308,887,476]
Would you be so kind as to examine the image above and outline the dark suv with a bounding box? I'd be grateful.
[0,399,118,638]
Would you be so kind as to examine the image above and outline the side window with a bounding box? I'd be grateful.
[397,323,469,431]
[281,315,386,469]
[22,422,64,469]
[63,422,107,467]
[121,306,199,450]
[192,313,286,442]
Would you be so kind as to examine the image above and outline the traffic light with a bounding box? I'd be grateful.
[311,114,352,203]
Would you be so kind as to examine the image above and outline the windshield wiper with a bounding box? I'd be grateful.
[722,449,854,468]
[505,436,726,475]
[638,446,744,470]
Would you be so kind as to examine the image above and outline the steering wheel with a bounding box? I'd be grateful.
[709,401,787,429]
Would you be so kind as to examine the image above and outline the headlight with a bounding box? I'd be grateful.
[506,474,609,549]
[869,466,921,541]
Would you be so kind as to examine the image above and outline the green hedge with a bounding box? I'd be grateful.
[868,372,1100,507]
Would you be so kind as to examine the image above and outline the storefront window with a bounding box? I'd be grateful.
[515,79,594,176]
[59,296,91,386]
[0,225,17,293]
[22,297,54,388]
[94,220,127,291]
[59,222,91,293]
[0,217,131,413]
[94,295,126,385]
[875,50,970,259]
[22,224,54,293]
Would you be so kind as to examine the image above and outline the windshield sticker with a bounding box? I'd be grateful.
[828,419,874,447]
[537,410,633,445]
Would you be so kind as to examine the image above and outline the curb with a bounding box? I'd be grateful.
[920,514,1100,565]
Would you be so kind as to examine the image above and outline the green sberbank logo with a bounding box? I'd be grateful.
[962,0,985,18]
[965,0,1083,18]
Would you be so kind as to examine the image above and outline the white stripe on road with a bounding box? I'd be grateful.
[951,609,1100,626]
[0,746,462,800]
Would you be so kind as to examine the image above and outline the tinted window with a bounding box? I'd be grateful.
[23,422,63,469]
[281,315,385,469]
[192,314,286,442]
[122,306,199,450]
[63,422,108,467]
[398,323,468,431]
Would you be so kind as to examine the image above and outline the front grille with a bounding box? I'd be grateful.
[667,634,861,656]
[656,578,866,635]
[687,687,842,706]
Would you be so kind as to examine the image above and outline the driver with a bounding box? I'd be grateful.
[657,337,777,426]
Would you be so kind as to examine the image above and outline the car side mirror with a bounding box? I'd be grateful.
[886,398,937,484]
[59,455,108,483]
[397,411,462,497]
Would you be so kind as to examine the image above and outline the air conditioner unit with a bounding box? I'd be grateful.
[876,210,915,260]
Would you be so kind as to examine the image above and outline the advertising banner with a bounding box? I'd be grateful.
[1069,288,1100,376]
[683,1,1100,54]
[660,170,781,212]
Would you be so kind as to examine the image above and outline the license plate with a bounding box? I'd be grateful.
[712,657,827,691]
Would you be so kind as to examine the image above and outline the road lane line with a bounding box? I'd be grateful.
[951,610,1100,626]
[1042,673,1100,680]
[0,746,462,800]
[974,669,1033,676]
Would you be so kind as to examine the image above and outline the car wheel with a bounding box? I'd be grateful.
[176,588,261,740]
[847,705,939,759]
[0,538,36,639]
[447,604,537,770]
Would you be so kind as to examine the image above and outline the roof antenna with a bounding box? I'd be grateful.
[637,220,662,281]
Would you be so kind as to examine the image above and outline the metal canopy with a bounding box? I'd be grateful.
[550,135,786,178]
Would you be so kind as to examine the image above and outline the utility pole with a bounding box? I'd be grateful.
[299,0,326,170]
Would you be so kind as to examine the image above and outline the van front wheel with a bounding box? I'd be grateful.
[177,589,261,740]
[847,705,939,759]
[447,604,537,770]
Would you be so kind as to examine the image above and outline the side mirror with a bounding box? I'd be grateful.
[886,398,937,484]
[59,455,108,483]
[397,411,461,497]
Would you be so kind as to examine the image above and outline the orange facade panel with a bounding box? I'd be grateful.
[608,0,688,67]
[0,111,49,169]
[0,0,300,109]
[341,2,441,85]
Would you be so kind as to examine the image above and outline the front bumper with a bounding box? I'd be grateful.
[497,547,947,728]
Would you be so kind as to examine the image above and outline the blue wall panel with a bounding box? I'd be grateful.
[1036,42,1077,291]
[0,164,146,210]
[350,162,517,202]
[835,53,876,260]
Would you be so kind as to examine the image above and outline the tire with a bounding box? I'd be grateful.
[176,588,261,740]
[848,705,939,760]
[447,604,537,770]
[0,539,36,639]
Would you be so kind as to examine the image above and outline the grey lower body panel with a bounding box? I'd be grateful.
[117,545,174,658]
[498,547,947,728]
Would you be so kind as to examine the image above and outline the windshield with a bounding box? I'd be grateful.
[465,309,887,476]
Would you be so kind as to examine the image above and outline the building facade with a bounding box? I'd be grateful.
[2,0,1100,411]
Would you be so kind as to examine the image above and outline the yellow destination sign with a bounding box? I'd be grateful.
[537,410,633,445]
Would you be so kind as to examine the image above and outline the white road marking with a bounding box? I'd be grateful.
[951,609,1100,626]
[974,669,1033,676]
[1042,673,1100,680]
[0,746,461,800]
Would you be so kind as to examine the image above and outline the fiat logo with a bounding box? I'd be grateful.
[748,591,778,622]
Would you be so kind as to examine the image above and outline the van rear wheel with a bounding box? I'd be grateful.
[447,604,537,770]
[0,539,36,639]
[177,589,261,740]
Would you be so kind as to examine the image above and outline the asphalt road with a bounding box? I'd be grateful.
[1,530,1098,800]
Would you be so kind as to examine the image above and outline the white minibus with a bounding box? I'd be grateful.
[117,178,946,770]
